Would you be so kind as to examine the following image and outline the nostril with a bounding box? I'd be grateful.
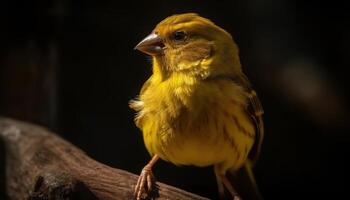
[155,41,165,48]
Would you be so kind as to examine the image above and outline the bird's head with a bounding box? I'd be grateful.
[135,13,242,79]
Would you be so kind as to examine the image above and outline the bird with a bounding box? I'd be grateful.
[130,13,264,200]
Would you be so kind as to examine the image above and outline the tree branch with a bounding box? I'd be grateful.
[0,117,209,200]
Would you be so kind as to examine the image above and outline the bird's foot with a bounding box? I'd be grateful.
[134,165,155,200]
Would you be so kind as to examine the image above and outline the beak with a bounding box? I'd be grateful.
[134,32,164,56]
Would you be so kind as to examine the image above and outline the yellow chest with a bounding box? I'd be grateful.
[135,75,255,170]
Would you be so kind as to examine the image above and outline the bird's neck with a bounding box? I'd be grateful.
[152,57,170,81]
[152,56,211,82]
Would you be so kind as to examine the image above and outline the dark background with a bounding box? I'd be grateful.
[1,0,349,199]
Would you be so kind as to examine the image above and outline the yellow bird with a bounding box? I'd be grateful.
[131,13,264,200]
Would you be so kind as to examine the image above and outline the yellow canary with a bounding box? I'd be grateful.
[131,13,264,200]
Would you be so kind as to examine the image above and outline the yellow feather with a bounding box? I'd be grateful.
[131,13,264,199]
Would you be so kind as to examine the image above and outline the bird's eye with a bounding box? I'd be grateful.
[172,31,187,41]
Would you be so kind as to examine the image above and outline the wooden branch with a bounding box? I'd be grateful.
[0,117,209,200]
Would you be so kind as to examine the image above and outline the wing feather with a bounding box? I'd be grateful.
[205,73,264,164]
[236,74,264,165]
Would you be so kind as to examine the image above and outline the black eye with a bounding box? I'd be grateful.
[172,31,187,41]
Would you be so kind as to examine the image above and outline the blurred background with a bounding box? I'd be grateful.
[0,0,349,199]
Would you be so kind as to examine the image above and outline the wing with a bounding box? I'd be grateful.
[236,74,264,165]
[206,73,264,164]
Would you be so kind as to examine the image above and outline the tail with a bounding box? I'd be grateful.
[218,160,263,200]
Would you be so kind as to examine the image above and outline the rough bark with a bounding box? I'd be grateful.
[0,117,209,200]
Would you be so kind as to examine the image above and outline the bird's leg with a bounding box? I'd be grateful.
[214,165,242,200]
[221,175,242,200]
[134,155,159,200]
[214,166,226,200]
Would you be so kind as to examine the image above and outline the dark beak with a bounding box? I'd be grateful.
[134,33,164,56]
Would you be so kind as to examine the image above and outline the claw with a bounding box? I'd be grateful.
[134,166,155,200]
